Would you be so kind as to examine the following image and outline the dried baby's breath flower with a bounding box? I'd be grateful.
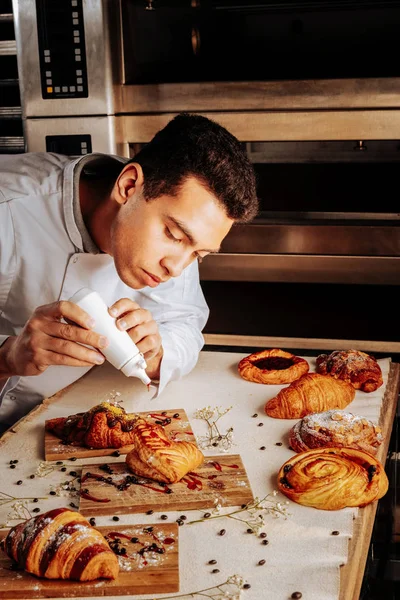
[194,405,235,452]
[147,574,248,599]
[187,491,291,534]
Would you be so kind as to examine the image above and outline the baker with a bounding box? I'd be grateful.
[0,113,258,433]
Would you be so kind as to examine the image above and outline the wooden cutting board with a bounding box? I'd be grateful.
[44,408,194,461]
[0,523,179,598]
[79,454,254,517]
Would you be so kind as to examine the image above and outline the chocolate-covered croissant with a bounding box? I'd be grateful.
[45,402,139,448]
[316,349,383,392]
[265,373,355,419]
[126,418,204,483]
[289,410,383,454]
[277,447,388,510]
[1,508,119,580]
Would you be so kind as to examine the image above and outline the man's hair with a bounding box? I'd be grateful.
[129,113,258,222]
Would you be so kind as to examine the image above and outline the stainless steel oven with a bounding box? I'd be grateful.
[10,0,400,352]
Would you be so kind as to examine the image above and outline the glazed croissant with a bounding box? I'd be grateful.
[1,508,119,580]
[126,418,204,483]
[289,410,383,455]
[316,349,383,393]
[45,402,139,448]
[265,373,355,419]
[277,447,388,510]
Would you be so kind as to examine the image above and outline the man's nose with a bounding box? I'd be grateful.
[161,253,190,278]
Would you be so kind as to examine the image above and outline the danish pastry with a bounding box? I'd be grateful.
[1,507,119,580]
[277,447,388,510]
[238,349,309,384]
[45,402,139,448]
[289,410,383,454]
[126,418,204,483]
[265,373,355,419]
[316,349,383,393]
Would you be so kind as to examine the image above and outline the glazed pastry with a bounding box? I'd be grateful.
[265,373,355,419]
[126,418,204,483]
[289,410,383,454]
[238,349,309,384]
[45,402,139,448]
[0,507,119,580]
[316,349,383,393]
[277,447,388,510]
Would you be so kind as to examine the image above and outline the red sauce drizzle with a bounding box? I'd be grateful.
[80,470,173,502]
[181,473,203,491]
[209,461,239,470]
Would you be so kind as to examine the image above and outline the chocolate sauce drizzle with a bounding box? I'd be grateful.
[254,357,294,371]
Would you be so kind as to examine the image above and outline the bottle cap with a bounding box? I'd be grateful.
[121,355,152,385]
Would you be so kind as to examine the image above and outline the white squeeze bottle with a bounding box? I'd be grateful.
[69,287,151,387]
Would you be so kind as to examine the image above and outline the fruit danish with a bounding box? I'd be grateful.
[289,410,383,454]
[1,508,119,580]
[277,447,388,510]
[238,349,309,384]
[126,418,204,483]
[265,373,355,419]
[316,349,383,393]
[45,402,139,448]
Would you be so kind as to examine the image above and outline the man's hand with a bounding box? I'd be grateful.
[0,301,108,378]
[109,298,163,379]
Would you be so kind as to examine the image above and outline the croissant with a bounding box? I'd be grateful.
[289,410,383,454]
[0,507,119,580]
[45,402,139,448]
[126,418,204,483]
[265,373,355,419]
[316,349,383,393]
[277,447,388,510]
[238,348,309,385]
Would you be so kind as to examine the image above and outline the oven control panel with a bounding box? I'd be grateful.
[36,0,88,99]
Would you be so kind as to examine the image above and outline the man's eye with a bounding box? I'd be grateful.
[165,227,181,243]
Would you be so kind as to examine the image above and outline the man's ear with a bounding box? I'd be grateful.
[115,162,144,205]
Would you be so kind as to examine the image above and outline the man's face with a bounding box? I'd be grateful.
[109,175,234,290]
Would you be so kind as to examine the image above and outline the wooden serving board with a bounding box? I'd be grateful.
[44,408,194,461]
[79,454,254,517]
[0,523,179,598]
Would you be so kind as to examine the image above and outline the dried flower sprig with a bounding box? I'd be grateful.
[194,405,235,452]
[0,491,47,508]
[148,574,248,599]
[187,491,290,534]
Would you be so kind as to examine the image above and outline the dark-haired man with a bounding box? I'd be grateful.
[0,113,258,432]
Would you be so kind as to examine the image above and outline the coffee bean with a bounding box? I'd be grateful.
[218,529,226,536]
[69,471,77,477]
[56,461,63,465]
[160,514,168,520]
[176,519,184,526]
[16,480,22,485]
[179,515,187,520]
[258,559,266,565]
[146,509,154,515]
[70,457,77,461]
[33,498,39,503]
[131,537,139,543]
[208,559,217,565]
[275,442,283,446]
[259,532,267,538]
[243,583,251,589]
[204,512,211,518]
[32,507,40,513]
[70,502,78,509]
[291,593,302,599]
[258,422,264,427]
[260,446,266,450]
[173,413,180,418]
[252,414,258,418]
[112,516,119,521]
[89,518,96,526]
[112,450,121,457]
[212,568,220,573]
[29,474,35,479]
[331,530,340,536]
[49,491,56,495]
[10,464,16,469]
[60,467,67,472]
[262,539,269,545]
[246,528,253,534]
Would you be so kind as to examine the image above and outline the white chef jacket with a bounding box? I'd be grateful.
[0,152,209,428]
